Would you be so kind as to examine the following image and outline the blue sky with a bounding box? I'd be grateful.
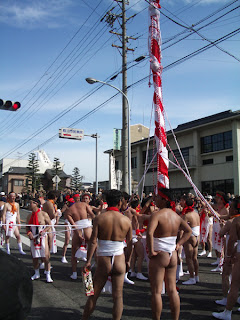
[0,0,239,182]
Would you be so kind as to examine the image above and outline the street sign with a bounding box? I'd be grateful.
[52,175,61,183]
[59,128,84,140]
[113,128,121,150]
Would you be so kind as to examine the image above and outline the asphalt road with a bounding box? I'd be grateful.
[1,208,239,319]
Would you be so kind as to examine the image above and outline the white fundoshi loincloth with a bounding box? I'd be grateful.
[30,225,47,258]
[5,211,17,237]
[153,236,177,257]
[50,218,57,254]
[192,226,200,237]
[75,219,92,230]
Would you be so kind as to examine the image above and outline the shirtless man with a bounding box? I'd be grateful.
[215,205,239,306]
[82,193,103,215]
[147,188,191,320]
[199,195,213,258]
[2,191,26,255]
[211,191,229,272]
[82,189,132,320]
[26,199,53,283]
[127,198,148,281]
[0,193,6,228]
[213,197,240,320]
[73,193,80,202]
[42,191,58,254]
[61,197,75,263]
[181,198,200,285]
[66,199,95,280]
[0,194,5,246]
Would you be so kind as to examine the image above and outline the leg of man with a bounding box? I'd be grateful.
[5,235,10,254]
[31,258,40,280]
[82,227,92,243]
[222,261,232,298]
[165,251,180,320]
[82,256,111,320]
[71,232,82,275]
[14,228,26,254]
[207,225,213,256]
[62,226,70,263]
[130,249,137,275]
[135,241,144,273]
[226,257,240,310]
[111,254,126,320]
[44,239,53,283]
[184,242,194,278]
[192,237,199,278]
[44,237,51,272]
[149,251,170,320]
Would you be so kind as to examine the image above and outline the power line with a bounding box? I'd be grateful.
[0,1,114,134]
[2,26,239,168]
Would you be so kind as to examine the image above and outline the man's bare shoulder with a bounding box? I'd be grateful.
[232,216,240,227]
[42,201,52,209]
[153,208,176,217]
[40,210,49,217]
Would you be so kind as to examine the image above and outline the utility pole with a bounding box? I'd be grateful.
[101,0,136,194]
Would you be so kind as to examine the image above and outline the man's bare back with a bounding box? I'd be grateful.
[150,208,189,239]
[184,210,200,229]
[42,201,56,220]
[96,210,131,241]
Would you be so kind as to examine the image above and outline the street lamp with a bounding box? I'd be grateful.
[85,77,131,194]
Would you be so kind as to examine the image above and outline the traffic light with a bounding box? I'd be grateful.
[0,99,21,111]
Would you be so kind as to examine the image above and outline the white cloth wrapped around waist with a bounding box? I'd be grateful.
[97,240,124,257]
[237,240,240,253]
[192,226,200,237]
[65,219,71,227]
[75,219,92,229]
[153,236,177,256]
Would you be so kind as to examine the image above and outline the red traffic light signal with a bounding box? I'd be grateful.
[0,99,21,111]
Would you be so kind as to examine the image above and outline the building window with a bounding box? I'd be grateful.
[14,180,24,186]
[115,160,119,170]
[202,179,234,195]
[172,147,190,167]
[142,149,156,165]
[201,131,232,154]
[202,159,213,165]
[131,157,137,169]
[226,155,233,162]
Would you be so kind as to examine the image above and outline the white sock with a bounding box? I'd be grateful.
[34,269,40,277]
[224,309,232,316]
[6,243,10,254]
[72,272,77,277]
[180,261,183,274]
[18,242,22,250]
[46,270,53,282]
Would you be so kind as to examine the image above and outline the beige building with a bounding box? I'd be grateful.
[107,110,240,197]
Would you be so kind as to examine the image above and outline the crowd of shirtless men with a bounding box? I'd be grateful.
[0,188,240,320]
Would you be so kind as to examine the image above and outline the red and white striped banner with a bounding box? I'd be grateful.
[149,0,169,191]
